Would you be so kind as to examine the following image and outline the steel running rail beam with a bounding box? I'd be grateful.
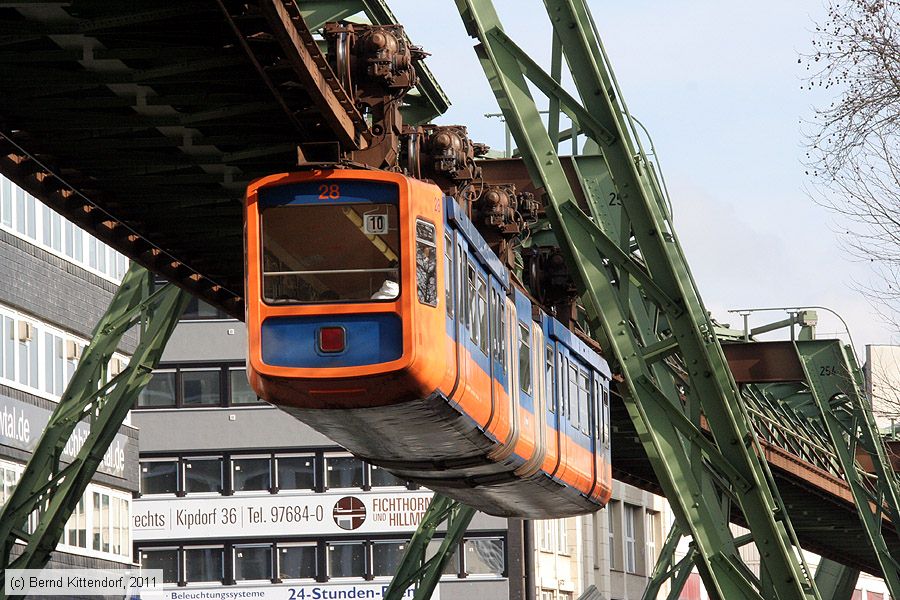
[383,494,475,600]
[0,265,189,599]
[454,1,819,598]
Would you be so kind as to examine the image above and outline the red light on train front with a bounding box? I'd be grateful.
[318,326,346,353]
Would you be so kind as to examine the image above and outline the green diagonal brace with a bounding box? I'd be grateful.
[455,1,818,598]
[0,264,189,597]
[383,493,475,600]
[796,339,900,596]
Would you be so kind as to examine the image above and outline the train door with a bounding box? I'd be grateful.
[442,230,459,395]
[543,338,561,477]
[552,348,571,484]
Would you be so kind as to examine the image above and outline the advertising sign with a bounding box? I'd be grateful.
[133,491,434,540]
[141,582,435,600]
[0,394,129,478]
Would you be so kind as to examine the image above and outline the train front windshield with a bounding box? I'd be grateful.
[260,197,400,304]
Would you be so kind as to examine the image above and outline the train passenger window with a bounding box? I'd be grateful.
[467,262,477,338]
[546,346,555,412]
[602,387,610,445]
[568,363,579,429]
[260,200,400,303]
[415,219,438,306]
[444,233,454,317]
[578,370,590,435]
[518,324,532,395]
[458,245,467,325]
[477,276,488,355]
[499,300,507,370]
[489,292,498,359]
[558,353,566,416]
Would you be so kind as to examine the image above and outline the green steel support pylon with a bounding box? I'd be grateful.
[796,340,900,597]
[383,493,475,600]
[641,522,694,600]
[813,559,858,600]
[0,264,189,598]
[454,1,819,598]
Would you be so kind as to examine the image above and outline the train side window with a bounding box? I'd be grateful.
[602,386,610,445]
[545,345,555,413]
[557,353,565,417]
[476,276,488,355]
[489,292,498,360]
[568,362,578,429]
[499,300,507,369]
[518,323,532,395]
[444,234,454,317]
[415,219,438,307]
[467,261,477,336]
[578,369,590,435]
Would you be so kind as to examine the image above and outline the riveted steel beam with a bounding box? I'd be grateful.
[455,1,820,598]
[383,494,475,600]
[0,265,189,598]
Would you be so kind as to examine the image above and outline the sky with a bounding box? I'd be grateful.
[386,0,890,353]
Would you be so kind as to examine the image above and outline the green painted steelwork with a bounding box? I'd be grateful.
[454,1,819,598]
[813,559,859,600]
[0,265,189,598]
[383,493,475,600]
[796,339,900,597]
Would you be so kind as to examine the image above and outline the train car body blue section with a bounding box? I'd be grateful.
[258,180,398,206]
[261,314,403,368]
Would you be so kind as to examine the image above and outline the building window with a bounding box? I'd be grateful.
[327,541,366,578]
[185,546,224,583]
[463,537,505,576]
[140,459,178,495]
[557,519,569,555]
[279,544,317,580]
[91,491,109,553]
[426,539,460,577]
[182,297,231,321]
[234,544,272,581]
[325,454,364,489]
[647,510,659,566]
[276,455,316,491]
[65,498,87,549]
[624,504,637,574]
[369,464,405,488]
[138,371,176,408]
[372,540,406,577]
[181,368,221,406]
[230,367,262,404]
[184,457,223,494]
[538,520,556,553]
[540,591,556,600]
[232,456,271,492]
[141,548,179,584]
[607,504,617,571]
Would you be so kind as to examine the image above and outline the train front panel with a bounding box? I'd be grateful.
[244,170,453,409]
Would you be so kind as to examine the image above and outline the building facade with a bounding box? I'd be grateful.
[0,174,137,576]
[532,480,669,600]
[131,312,514,599]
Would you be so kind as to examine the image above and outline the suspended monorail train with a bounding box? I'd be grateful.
[244,169,611,517]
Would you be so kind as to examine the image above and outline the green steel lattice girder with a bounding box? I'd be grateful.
[383,493,475,600]
[454,1,820,598]
[796,340,900,596]
[0,265,189,599]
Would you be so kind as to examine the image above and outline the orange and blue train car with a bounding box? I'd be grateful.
[244,168,612,517]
